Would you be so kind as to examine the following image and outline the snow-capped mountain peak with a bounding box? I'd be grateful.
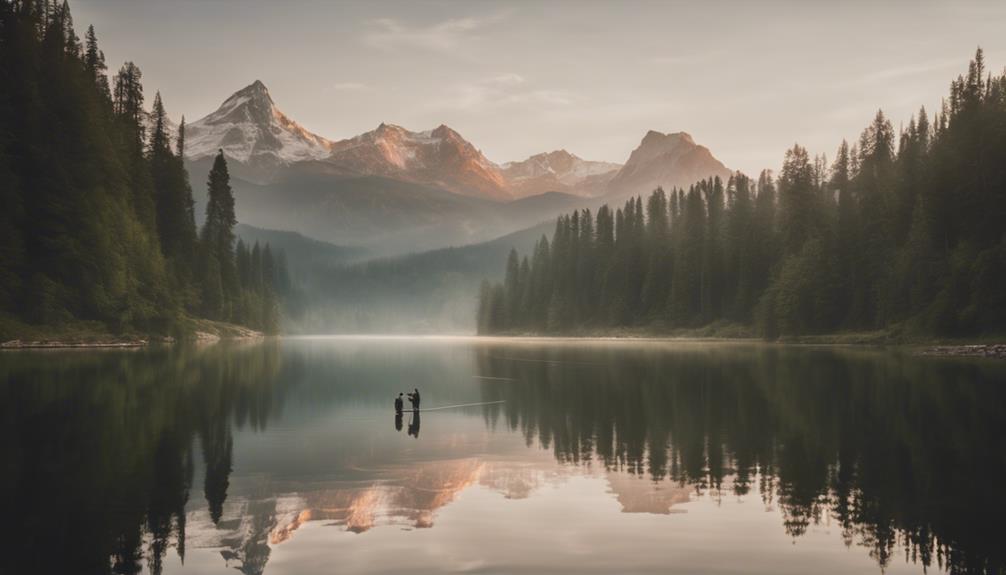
[326,122,511,200]
[503,149,620,184]
[184,80,334,165]
[500,149,621,198]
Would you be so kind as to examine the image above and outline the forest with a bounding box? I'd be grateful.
[0,0,286,337]
[478,49,1006,338]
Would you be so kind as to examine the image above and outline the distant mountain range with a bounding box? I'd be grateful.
[181,80,733,255]
[501,149,621,198]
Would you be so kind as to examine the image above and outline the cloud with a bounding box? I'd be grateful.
[364,14,504,51]
[484,73,525,87]
[442,74,575,112]
[327,82,371,93]
[860,58,962,83]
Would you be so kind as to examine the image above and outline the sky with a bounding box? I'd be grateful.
[74,0,1006,176]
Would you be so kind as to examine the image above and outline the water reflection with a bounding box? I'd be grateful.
[0,339,1003,574]
[407,411,421,438]
[475,343,1006,573]
[0,342,289,575]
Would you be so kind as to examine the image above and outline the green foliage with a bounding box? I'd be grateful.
[479,49,1006,339]
[0,1,284,336]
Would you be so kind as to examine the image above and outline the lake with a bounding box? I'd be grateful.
[2,337,1004,574]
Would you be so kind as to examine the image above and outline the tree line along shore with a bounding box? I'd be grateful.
[479,50,1006,349]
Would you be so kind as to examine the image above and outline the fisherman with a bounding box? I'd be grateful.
[407,388,421,411]
[394,392,404,415]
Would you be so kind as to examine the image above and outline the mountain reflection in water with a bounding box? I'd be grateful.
[475,344,1006,573]
[1,338,1003,575]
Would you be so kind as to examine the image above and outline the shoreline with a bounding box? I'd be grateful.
[4,328,1004,358]
[285,332,1006,359]
[0,316,265,350]
[468,328,1006,358]
[1,332,266,350]
[918,344,1006,358]
[1,339,151,350]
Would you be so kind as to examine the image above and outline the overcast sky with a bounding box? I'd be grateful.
[74,0,1006,175]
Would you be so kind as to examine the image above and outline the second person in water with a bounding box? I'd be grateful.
[407,388,421,411]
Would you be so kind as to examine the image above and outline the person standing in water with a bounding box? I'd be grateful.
[394,393,405,431]
[407,388,421,411]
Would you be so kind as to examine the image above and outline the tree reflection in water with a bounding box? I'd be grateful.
[476,344,1006,574]
[2,340,1004,575]
[0,341,290,575]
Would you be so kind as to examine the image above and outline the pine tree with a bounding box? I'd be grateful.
[641,188,669,317]
[503,248,520,330]
[83,24,109,103]
[176,115,186,157]
[476,280,492,334]
[518,256,532,329]
[113,61,144,141]
[778,145,819,254]
[149,93,196,280]
[725,173,756,319]
[199,151,238,319]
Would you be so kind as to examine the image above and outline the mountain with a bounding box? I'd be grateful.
[325,123,511,201]
[501,150,620,198]
[183,160,580,256]
[182,82,510,200]
[184,80,334,174]
[605,131,731,199]
[181,82,731,208]
[179,81,732,256]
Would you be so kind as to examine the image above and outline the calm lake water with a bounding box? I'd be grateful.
[2,337,1004,575]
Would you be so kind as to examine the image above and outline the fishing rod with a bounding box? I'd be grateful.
[398,400,506,413]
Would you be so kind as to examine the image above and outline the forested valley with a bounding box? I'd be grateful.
[478,49,1006,338]
[0,1,287,337]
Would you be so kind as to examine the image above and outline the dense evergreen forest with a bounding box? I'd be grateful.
[479,50,1006,338]
[0,0,287,336]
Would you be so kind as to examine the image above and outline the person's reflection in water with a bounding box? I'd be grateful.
[407,411,421,438]
[395,412,403,432]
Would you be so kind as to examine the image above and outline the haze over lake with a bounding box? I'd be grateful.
[4,338,1003,574]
